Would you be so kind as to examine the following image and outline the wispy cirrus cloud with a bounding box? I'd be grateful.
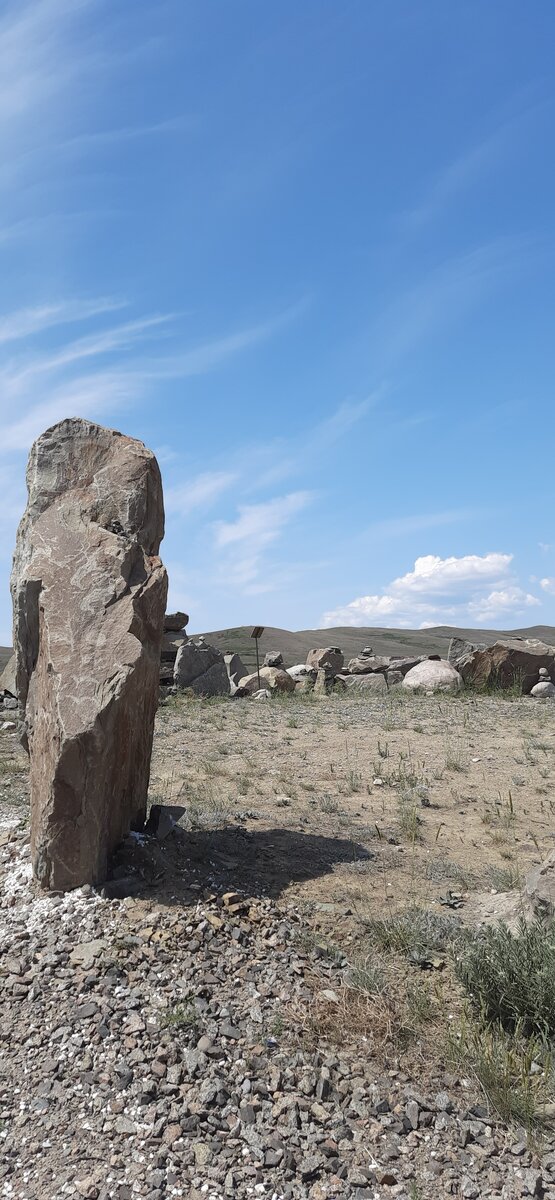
[399,100,548,230]
[322,552,541,629]
[212,491,314,593]
[0,314,175,394]
[361,508,480,540]
[373,237,533,367]
[215,491,313,549]
[0,298,307,454]
[0,297,125,345]
[165,471,238,518]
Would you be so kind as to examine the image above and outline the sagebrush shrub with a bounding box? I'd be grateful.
[455,918,555,1037]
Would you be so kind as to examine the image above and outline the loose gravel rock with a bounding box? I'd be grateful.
[3,693,555,1200]
[2,819,555,1200]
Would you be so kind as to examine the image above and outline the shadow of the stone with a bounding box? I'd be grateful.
[107,822,372,904]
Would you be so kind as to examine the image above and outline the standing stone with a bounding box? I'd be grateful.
[11,418,167,891]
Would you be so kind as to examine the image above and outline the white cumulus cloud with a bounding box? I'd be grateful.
[322,552,541,629]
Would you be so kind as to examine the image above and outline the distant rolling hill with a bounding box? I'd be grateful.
[3,624,555,679]
[194,624,555,673]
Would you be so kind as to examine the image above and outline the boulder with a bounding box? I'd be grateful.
[389,656,427,677]
[347,655,391,675]
[402,659,462,694]
[224,652,248,688]
[164,611,189,632]
[525,850,555,919]
[0,652,17,698]
[295,677,315,693]
[341,673,387,692]
[11,417,167,891]
[239,666,295,694]
[447,637,483,671]
[264,651,284,667]
[161,630,188,661]
[189,661,230,697]
[174,639,222,688]
[460,638,555,694]
[306,647,344,676]
[531,680,555,699]
[287,663,316,680]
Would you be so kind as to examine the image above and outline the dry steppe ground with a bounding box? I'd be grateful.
[2,688,555,1199]
[150,687,555,921]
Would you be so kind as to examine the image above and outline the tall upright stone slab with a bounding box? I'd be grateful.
[12,418,168,891]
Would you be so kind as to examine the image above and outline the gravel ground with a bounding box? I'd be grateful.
[2,692,555,1199]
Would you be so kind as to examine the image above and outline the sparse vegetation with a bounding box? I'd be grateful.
[449,1015,554,1130]
[456,918,555,1037]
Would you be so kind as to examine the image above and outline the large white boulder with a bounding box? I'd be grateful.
[239,666,295,694]
[402,659,462,694]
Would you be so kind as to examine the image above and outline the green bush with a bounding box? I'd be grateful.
[455,918,555,1037]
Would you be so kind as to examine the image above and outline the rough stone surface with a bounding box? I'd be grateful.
[403,659,462,694]
[174,639,222,688]
[239,666,295,694]
[288,663,316,681]
[0,652,17,697]
[460,638,555,694]
[306,647,344,676]
[530,668,555,698]
[224,652,248,689]
[12,417,167,891]
[161,630,188,660]
[347,655,391,675]
[189,661,230,697]
[525,850,555,918]
[163,611,189,632]
[340,673,388,692]
[448,637,483,671]
[264,650,284,667]
[389,655,427,677]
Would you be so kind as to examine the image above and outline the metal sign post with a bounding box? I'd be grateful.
[250,626,265,690]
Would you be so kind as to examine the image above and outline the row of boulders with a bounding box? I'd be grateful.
[166,642,466,698]
[5,620,555,707]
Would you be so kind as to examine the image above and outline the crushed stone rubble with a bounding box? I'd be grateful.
[1,823,555,1200]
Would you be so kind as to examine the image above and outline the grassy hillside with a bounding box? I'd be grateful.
[194,624,555,673]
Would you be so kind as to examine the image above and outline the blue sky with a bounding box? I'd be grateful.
[1,0,555,644]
